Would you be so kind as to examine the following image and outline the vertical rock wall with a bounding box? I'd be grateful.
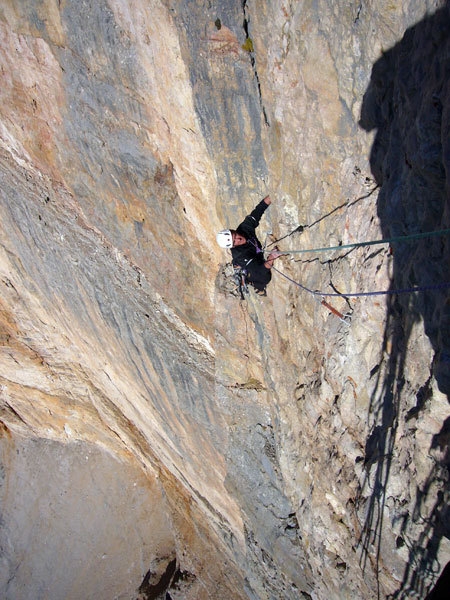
[0,431,176,600]
[0,1,449,599]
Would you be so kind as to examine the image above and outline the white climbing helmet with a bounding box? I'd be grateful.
[216,229,233,248]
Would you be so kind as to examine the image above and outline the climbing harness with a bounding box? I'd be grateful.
[234,266,249,299]
[233,266,269,298]
[218,236,272,300]
[248,238,264,254]
[217,263,249,299]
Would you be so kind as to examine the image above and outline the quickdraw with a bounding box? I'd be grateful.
[234,266,249,300]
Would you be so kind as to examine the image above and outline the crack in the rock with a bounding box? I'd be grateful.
[322,262,353,314]
[242,0,270,126]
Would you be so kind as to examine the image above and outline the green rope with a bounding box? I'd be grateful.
[284,228,450,255]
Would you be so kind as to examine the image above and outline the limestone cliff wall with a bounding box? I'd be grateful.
[0,1,449,599]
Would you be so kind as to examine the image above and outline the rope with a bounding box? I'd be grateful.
[283,228,450,255]
[266,185,380,249]
[272,266,450,298]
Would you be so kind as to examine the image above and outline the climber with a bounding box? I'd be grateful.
[216,195,283,296]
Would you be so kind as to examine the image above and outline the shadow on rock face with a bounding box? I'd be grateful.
[358,3,450,598]
[359,2,450,397]
[425,560,450,600]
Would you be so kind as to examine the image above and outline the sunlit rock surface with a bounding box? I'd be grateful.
[0,1,449,599]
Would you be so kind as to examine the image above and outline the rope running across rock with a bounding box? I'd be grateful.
[273,227,450,298]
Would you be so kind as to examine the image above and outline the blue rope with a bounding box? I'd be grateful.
[273,266,450,298]
[284,227,450,255]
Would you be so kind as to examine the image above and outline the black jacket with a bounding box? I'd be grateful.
[231,199,271,291]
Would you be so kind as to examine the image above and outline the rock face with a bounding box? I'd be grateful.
[0,1,449,599]
[0,432,176,600]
